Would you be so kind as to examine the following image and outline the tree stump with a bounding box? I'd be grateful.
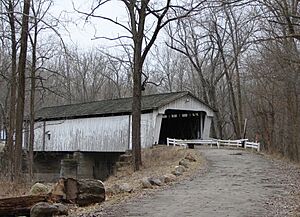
[64,178,105,206]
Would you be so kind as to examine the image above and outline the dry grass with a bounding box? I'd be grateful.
[0,180,30,198]
[70,146,204,216]
[103,145,203,203]
[142,145,188,168]
[105,146,199,184]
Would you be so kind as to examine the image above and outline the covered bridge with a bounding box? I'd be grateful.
[33,91,214,152]
[28,91,214,181]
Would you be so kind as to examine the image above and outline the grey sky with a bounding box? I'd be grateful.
[51,0,128,49]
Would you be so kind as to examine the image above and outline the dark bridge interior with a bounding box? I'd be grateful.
[158,109,205,144]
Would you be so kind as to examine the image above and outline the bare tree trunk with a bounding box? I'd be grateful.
[28,23,38,181]
[131,58,142,171]
[208,87,223,138]
[215,25,241,138]
[131,0,146,171]
[14,0,31,181]
[224,4,244,138]
[7,0,17,179]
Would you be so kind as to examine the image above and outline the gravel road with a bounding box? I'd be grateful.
[85,147,300,217]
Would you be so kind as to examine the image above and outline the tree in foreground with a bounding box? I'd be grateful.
[78,0,206,170]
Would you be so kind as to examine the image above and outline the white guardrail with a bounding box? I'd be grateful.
[167,138,260,152]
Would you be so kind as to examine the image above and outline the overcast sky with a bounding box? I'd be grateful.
[50,0,128,49]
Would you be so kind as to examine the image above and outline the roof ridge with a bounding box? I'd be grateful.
[39,95,132,110]
[40,91,189,110]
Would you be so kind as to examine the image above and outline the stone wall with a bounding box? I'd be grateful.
[33,152,121,182]
[33,152,66,182]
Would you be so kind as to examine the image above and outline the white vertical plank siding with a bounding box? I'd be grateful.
[203,116,212,139]
[34,114,155,152]
[34,116,129,152]
[141,113,154,148]
[152,112,163,145]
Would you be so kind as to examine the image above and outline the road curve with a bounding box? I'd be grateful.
[82,147,300,217]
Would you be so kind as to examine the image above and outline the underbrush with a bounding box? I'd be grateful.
[0,178,30,198]
[104,145,203,194]
[142,145,189,168]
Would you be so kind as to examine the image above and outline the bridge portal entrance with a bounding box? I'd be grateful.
[158,109,205,144]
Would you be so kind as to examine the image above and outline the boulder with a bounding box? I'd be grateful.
[30,202,68,217]
[141,178,152,188]
[172,165,186,176]
[163,174,176,183]
[179,159,190,169]
[185,153,196,162]
[149,178,162,186]
[30,183,49,196]
[119,183,133,193]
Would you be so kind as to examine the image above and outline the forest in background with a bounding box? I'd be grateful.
[0,0,299,180]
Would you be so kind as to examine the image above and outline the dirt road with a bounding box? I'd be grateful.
[88,147,300,217]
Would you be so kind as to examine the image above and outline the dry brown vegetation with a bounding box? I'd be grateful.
[0,180,30,198]
[70,146,203,215]
[105,146,203,191]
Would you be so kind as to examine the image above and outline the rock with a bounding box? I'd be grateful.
[105,187,114,195]
[149,178,163,186]
[172,165,186,176]
[179,159,190,169]
[30,183,49,195]
[54,203,68,215]
[30,202,68,217]
[111,184,121,194]
[163,174,176,183]
[119,183,133,193]
[159,176,166,183]
[110,183,132,193]
[185,153,196,162]
[141,178,152,188]
[0,142,5,152]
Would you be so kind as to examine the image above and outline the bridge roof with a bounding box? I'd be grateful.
[35,91,213,121]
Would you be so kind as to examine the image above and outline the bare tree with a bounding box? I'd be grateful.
[244,0,300,160]
[4,0,18,179]
[77,0,205,170]
[14,0,31,180]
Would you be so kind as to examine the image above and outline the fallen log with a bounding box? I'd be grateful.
[0,194,49,216]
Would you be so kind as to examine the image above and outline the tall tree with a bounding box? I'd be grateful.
[14,0,31,180]
[5,0,18,179]
[78,0,205,170]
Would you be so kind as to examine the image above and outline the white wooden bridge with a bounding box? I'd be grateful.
[167,138,260,152]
